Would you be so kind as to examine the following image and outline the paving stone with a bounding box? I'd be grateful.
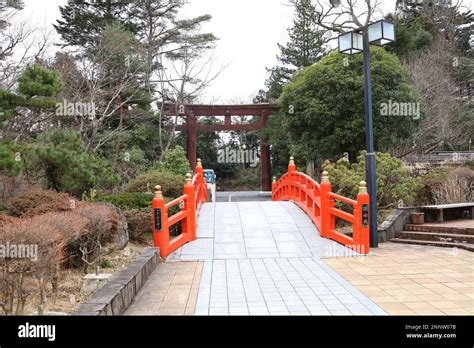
[128,202,390,317]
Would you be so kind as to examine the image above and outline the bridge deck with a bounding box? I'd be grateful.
[168,201,357,261]
[126,201,386,315]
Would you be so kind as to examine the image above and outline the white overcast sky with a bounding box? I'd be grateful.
[14,0,472,102]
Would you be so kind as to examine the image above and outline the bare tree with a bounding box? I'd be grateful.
[0,24,54,90]
[310,0,383,36]
[155,32,225,161]
[405,36,474,154]
[131,0,220,161]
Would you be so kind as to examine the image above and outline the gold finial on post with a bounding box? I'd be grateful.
[273,176,277,183]
[197,158,202,168]
[288,156,297,173]
[359,181,368,194]
[321,171,330,183]
[154,185,163,199]
[186,173,193,184]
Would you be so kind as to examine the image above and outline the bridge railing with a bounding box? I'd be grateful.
[272,157,370,255]
[152,160,209,258]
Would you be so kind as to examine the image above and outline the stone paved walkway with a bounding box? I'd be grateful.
[125,262,202,315]
[164,202,385,316]
[125,202,473,316]
[325,243,474,315]
[194,257,385,316]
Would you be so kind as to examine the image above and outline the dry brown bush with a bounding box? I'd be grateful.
[0,190,131,314]
[73,204,118,272]
[124,209,151,243]
[0,215,20,227]
[31,212,90,270]
[432,167,474,204]
[0,220,64,315]
[0,175,41,207]
[6,189,73,218]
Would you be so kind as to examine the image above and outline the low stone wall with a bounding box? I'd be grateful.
[379,208,418,243]
[74,247,160,316]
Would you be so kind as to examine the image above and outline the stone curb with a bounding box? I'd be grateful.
[379,208,418,242]
[74,247,160,316]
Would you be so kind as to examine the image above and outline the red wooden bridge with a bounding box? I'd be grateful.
[152,158,370,258]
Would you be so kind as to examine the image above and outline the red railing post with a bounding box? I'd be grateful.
[152,185,169,258]
[355,181,370,255]
[196,158,204,177]
[272,176,277,201]
[306,179,312,211]
[184,173,197,241]
[319,171,333,239]
[288,157,296,200]
[195,158,209,205]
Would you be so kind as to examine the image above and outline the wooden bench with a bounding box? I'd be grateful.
[421,203,474,223]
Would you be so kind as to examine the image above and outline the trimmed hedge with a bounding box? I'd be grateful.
[97,192,153,210]
[125,169,184,198]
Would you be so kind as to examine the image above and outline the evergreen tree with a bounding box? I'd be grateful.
[265,0,327,100]
[54,0,217,164]
[393,0,473,54]
[26,130,119,197]
[54,0,137,52]
[392,0,473,106]
[277,48,422,164]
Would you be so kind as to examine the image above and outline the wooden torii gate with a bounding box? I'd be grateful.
[164,104,280,191]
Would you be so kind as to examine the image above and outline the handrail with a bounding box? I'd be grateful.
[166,195,187,210]
[152,159,209,258]
[328,192,357,207]
[272,157,370,255]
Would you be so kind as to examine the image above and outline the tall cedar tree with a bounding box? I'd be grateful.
[265,0,327,100]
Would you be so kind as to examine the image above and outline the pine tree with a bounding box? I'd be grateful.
[265,0,327,100]
[54,0,137,52]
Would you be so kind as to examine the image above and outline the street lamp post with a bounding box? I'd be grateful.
[338,20,396,248]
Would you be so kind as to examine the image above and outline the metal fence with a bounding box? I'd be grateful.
[405,152,474,165]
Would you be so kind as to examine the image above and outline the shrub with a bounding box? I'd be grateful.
[218,168,261,191]
[31,211,90,270]
[6,189,74,218]
[324,152,420,210]
[17,65,62,97]
[155,146,191,176]
[124,209,152,243]
[97,192,153,210]
[4,192,128,272]
[0,175,31,209]
[125,169,184,198]
[464,161,474,171]
[415,166,452,205]
[0,215,20,226]
[431,167,474,204]
[25,130,119,197]
[73,204,122,272]
[114,146,149,184]
[0,140,22,177]
[277,48,421,163]
[0,220,64,315]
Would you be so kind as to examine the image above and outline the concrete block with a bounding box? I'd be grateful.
[74,248,160,316]
[81,273,113,294]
